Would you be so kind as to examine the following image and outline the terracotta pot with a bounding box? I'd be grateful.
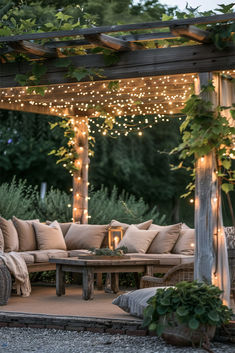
[160,315,216,347]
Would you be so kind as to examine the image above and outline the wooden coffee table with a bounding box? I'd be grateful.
[49,257,160,300]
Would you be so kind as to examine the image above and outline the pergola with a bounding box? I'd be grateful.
[0,13,234,299]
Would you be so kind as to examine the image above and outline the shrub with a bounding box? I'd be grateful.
[89,186,166,225]
[0,177,37,219]
[0,179,166,225]
[35,188,72,222]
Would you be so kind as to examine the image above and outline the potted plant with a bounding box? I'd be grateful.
[143,281,232,347]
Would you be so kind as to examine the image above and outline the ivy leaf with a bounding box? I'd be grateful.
[69,68,88,81]
[221,183,234,193]
[55,12,73,21]
[189,318,199,330]
[15,74,27,86]
[221,159,231,170]
[208,311,220,322]
[176,306,189,317]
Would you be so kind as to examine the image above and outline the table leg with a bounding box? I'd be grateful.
[111,273,119,293]
[96,273,103,290]
[56,264,65,296]
[145,265,154,276]
[82,268,94,300]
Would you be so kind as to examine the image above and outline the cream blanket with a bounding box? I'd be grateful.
[0,252,31,297]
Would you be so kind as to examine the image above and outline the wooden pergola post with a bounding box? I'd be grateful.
[72,116,89,224]
[194,72,218,283]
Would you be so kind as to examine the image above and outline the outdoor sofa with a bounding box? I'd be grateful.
[0,217,234,294]
[0,217,195,276]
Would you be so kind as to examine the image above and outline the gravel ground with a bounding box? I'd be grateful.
[0,328,234,353]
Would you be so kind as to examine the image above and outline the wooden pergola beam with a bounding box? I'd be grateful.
[9,40,58,58]
[0,13,234,43]
[84,33,140,51]
[170,25,210,43]
[1,44,235,88]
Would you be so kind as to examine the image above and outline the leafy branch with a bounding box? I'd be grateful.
[15,62,47,95]
[172,81,235,196]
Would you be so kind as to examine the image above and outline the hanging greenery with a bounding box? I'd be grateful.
[172,81,235,197]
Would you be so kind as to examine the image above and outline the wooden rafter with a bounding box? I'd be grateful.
[9,40,58,58]
[170,25,210,43]
[84,33,140,51]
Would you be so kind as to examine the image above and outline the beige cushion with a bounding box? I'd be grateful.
[110,219,152,233]
[33,221,67,251]
[0,228,4,252]
[117,225,158,253]
[172,228,195,255]
[0,216,19,252]
[28,249,68,263]
[65,224,107,250]
[46,221,77,237]
[13,216,39,251]
[147,223,181,254]
[18,252,35,264]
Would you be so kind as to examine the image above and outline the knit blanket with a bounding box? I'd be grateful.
[0,252,31,297]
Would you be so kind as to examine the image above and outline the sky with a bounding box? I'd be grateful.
[159,0,233,12]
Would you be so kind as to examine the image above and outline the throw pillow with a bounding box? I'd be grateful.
[117,225,158,253]
[33,221,67,251]
[65,224,107,250]
[110,219,153,233]
[0,216,19,252]
[172,227,195,255]
[46,221,78,237]
[13,216,39,251]
[147,223,181,254]
[0,228,4,252]
[113,287,166,318]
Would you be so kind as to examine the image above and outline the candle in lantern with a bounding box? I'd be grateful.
[114,236,119,249]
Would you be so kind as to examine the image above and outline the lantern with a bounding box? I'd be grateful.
[108,226,123,250]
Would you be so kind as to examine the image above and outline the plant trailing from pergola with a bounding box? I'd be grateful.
[0,5,235,299]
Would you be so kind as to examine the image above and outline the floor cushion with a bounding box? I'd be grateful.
[113,287,166,318]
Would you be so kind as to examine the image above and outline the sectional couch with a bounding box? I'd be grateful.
[0,217,196,276]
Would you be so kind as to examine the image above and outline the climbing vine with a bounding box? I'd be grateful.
[172,81,235,197]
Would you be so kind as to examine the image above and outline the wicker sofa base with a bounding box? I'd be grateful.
[0,259,12,306]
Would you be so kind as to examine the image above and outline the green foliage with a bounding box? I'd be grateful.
[49,117,81,174]
[172,82,235,196]
[143,281,232,340]
[15,62,47,95]
[88,185,166,225]
[0,177,37,219]
[0,178,166,225]
[90,246,128,256]
[35,188,72,222]
[0,110,70,190]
